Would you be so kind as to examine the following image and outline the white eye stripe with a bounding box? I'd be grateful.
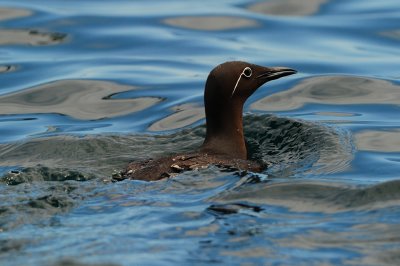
[231,67,253,97]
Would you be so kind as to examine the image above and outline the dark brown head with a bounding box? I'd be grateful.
[204,61,296,106]
[201,61,296,159]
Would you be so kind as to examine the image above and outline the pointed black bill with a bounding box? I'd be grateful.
[256,67,297,82]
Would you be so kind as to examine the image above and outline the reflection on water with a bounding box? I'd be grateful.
[314,112,357,117]
[0,80,162,120]
[252,76,400,111]
[355,129,400,152]
[0,29,67,46]
[0,7,31,21]
[214,179,400,213]
[1,0,400,265]
[0,65,16,73]
[381,30,400,40]
[149,103,204,131]
[163,16,258,31]
[247,0,327,16]
[275,223,400,266]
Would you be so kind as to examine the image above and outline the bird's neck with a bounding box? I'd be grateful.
[200,101,247,159]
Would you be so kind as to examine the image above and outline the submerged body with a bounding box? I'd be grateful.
[116,61,296,181]
[115,153,263,181]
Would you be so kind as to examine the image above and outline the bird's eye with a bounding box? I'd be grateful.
[243,67,252,78]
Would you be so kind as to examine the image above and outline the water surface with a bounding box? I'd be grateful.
[0,0,400,265]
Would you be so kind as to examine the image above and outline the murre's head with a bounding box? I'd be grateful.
[201,61,296,159]
[204,61,296,104]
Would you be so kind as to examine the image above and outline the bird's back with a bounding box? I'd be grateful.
[113,153,264,181]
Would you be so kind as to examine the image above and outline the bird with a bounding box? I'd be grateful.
[113,61,296,181]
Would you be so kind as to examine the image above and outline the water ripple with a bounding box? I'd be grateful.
[0,29,67,46]
[0,0,399,265]
[252,75,400,111]
[164,16,259,31]
[0,80,162,120]
[247,0,328,17]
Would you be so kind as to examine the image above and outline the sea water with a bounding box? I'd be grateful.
[0,0,400,265]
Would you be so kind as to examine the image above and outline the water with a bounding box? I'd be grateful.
[0,0,399,265]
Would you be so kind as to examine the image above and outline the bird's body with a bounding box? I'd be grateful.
[114,153,263,181]
[115,61,296,181]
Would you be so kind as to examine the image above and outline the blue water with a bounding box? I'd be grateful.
[1,0,400,265]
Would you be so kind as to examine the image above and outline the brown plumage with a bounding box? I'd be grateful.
[115,61,296,181]
[114,153,263,182]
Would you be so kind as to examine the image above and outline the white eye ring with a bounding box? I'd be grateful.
[243,67,252,78]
